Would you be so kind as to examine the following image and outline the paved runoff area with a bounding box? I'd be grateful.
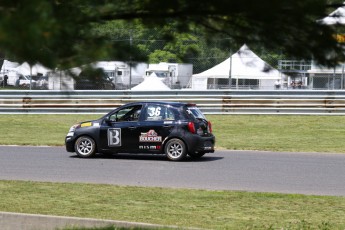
[0,212,178,230]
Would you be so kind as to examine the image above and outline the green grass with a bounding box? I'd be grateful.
[0,114,98,146]
[1,114,345,153]
[1,180,345,229]
[208,114,345,153]
[2,114,345,229]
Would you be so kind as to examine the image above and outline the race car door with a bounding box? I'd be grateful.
[136,104,176,152]
[99,104,143,152]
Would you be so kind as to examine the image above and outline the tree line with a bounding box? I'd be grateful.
[0,0,344,72]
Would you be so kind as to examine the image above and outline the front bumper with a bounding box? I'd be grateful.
[65,136,76,152]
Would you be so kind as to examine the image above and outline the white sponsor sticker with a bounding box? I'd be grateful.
[108,128,121,146]
[139,129,162,142]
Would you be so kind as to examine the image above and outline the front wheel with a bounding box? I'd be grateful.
[74,136,97,158]
[164,138,187,161]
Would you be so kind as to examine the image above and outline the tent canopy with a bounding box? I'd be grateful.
[193,45,281,80]
[16,62,51,76]
[1,60,50,76]
[131,73,170,91]
[320,2,345,25]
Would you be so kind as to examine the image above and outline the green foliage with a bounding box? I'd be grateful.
[148,50,179,63]
[0,0,345,69]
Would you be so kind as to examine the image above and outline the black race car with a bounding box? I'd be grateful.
[65,101,215,161]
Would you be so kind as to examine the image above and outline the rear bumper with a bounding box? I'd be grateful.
[187,134,215,153]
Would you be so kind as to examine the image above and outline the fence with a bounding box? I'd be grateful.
[1,90,345,115]
[2,59,345,91]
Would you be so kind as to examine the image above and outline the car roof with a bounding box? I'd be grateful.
[123,101,191,107]
[103,101,198,118]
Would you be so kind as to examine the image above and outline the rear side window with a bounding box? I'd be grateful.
[144,105,178,121]
[186,106,206,120]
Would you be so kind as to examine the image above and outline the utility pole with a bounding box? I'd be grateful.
[228,50,232,89]
[129,29,133,90]
[29,65,32,90]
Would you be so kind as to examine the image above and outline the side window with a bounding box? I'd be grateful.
[145,105,176,121]
[165,107,176,120]
[146,105,164,121]
[109,105,142,122]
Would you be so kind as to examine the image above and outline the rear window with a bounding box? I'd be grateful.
[186,106,206,120]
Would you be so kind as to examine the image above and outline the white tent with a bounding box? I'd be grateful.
[320,2,345,25]
[15,62,51,76]
[131,73,170,91]
[1,60,50,76]
[192,45,282,90]
[1,60,20,70]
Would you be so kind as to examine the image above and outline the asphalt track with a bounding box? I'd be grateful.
[1,146,345,196]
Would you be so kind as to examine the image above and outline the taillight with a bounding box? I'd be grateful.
[187,122,196,134]
[208,121,212,133]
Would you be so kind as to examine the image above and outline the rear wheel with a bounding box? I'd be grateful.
[74,136,96,158]
[165,138,187,161]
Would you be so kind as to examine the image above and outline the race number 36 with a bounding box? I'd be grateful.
[148,106,161,117]
[108,128,121,146]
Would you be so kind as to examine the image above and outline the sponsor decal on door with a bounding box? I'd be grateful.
[108,128,121,146]
[139,145,162,150]
[139,129,162,142]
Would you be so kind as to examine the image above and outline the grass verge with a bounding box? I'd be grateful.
[1,114,345,153]
[1,180,345,229]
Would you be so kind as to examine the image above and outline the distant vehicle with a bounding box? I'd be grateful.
[36,76,48,89]
[65,101,215,161]
[94,61,147,88]
[0,72,36,87]
[74,68,115,90]
[17,75,37,88]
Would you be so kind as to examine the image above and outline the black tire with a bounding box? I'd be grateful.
[188,152,206,159]
[74,136,97,158]
[164,138,187,161]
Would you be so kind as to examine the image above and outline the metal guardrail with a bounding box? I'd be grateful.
[1,90,345,115]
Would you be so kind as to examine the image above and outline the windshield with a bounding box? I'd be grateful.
[153,71,168,78]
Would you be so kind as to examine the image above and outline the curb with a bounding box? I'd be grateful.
[0,211,176,230]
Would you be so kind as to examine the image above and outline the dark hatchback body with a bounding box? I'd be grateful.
[65,101,215,161]
[74,76,115,90]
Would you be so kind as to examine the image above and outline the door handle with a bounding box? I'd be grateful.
[129,126,137,130]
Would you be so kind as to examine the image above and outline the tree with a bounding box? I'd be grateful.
[0,0,344,69]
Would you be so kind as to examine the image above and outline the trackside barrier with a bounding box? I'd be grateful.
[1,90,345,115]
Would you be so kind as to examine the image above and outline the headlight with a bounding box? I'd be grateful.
[66,124,80,137]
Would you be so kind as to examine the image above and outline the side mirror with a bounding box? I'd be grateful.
[104,116,111,124]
